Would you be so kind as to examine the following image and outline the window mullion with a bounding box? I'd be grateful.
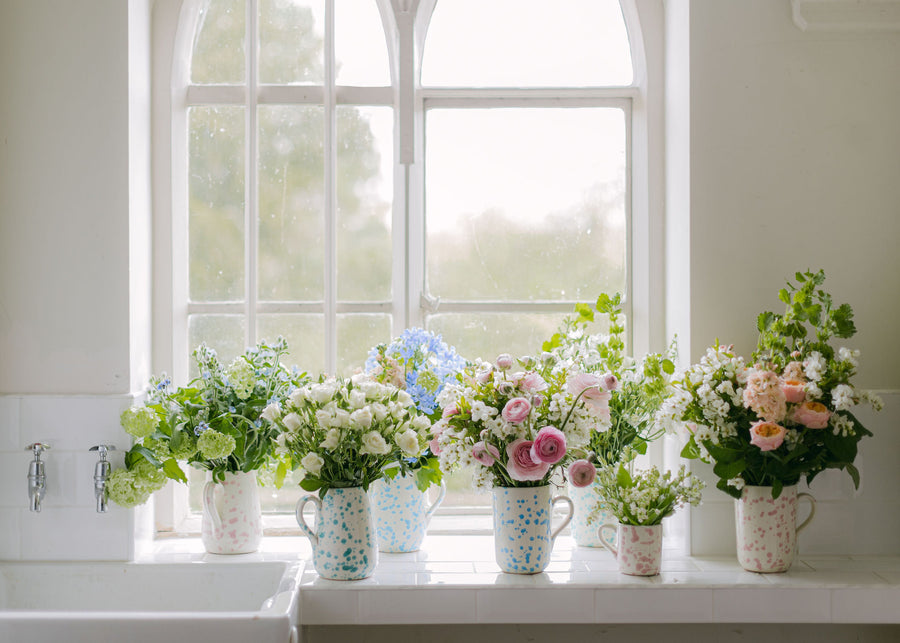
[246,0,260,347]
[323,0,338,373]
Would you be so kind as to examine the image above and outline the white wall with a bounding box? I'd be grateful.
[0,0,152,560]
[672,0,900,555]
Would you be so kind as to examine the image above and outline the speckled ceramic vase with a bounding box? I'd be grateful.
[369,474,446,553]
[568,480,615,548]
[599,522,662,576]
[735,485,816,573]
[492,485,573,574]
[296,487,377,581]
[201,471,262,555]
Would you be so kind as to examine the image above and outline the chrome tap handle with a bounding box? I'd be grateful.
[25,443,50,512]
[90,445,116,513]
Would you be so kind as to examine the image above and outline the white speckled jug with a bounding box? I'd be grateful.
[735,485,816,573]
[201,471,262,555]
[296,487,376,581]
[369,474,446,552]
[599,522,662,576]
[568,480,615,548]
[492,485,573,574]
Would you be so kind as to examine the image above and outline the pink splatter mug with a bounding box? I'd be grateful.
[599,522,662,576]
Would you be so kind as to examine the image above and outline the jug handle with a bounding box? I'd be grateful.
[796,492,816,534]
[549,494,574,544]
[296,495,322,547]
[424,480,447,525]
[599,523,618,557]
[202,480,221,533]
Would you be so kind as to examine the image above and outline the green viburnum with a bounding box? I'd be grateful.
[197,429,236,460]
[105,460,167,508]
[120,406,159,439]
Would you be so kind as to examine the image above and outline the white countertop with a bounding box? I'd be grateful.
[147,535,900,626]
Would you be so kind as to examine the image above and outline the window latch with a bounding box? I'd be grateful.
[420,292,441,314]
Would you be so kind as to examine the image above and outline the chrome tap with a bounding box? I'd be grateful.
[25,443,50,512]
[89,444,116,513]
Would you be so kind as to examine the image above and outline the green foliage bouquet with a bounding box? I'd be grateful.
[108,338,306,507]
[268,373,435,497]
[592,463,704,526]
[660,270,881,499]
[543,293,677,468]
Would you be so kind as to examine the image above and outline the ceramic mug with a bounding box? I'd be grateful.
[735,484,816,573]
[369,474,446,552]
[201,471,262,555]
[599,522,663,576]
[568,480,615,548]
[492,485,574,574]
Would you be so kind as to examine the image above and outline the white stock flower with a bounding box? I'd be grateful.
[831,384,855,411]
[838,347,860,368]
[396,429,420,456]
[300,452,324,476]
[361,430,390,455]
[804,352,826,382]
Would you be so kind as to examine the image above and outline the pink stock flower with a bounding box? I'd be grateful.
[501,397,532,424]
[749,421,787,451]
[742,369,787,423]
[505,439,551,481]
[530,426,567,464]
[791,401,831,429]
[599,372,619,392]
[781,379,807,404]
[472,441,501,467]
[567,372,612,412]
[567,459,596,488]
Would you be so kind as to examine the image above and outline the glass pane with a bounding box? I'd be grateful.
[189,107,245,302]
[337,106,393,301]
[258,105,325,301]
[187,314,246,378]
[191,0,246,84]
[337,313,391,376]
[335,0,390,86]
[258,313,325,376]
[426,312,570,364]
[422,0,632,87]
[259,0,324,84]
[426,108,626,301]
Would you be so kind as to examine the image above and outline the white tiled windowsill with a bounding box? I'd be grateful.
[146,535,900,626]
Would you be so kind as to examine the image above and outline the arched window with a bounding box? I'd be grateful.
[155,0,658,523]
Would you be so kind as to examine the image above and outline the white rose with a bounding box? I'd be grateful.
[289,388,307,408]
[319,428,341,450]
[389,402,407,420]
[371,402,389,422]
[396,429,420,456]
[261,402,282,422]
[282,412,303,432]
[396,390,414,407]
[360,430,389,455]
[349,388,367,410]
[350,408,373,430]
[311,382,337,405]
[314,409,334,428]
[411,415,432,432]
[335,409,351,428]
[300,452,324,476]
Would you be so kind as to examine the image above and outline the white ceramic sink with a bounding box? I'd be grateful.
[0,560,303,643]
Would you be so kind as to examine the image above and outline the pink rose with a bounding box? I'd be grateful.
[567,459,596,488]
[791,401,831,429]
[599,372,619,392]
[781,379,806,404]
[567,372,612,411]
[472,441,501,467]
[501,397,532,424]
[505,439,551,482]
[428,427,443,455]
[496,354,514,370]
[530,426,567,464]
[749,421,786,451]
[516,372,548,394]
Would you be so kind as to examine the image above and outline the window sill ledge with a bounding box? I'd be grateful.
[144,535,900,625]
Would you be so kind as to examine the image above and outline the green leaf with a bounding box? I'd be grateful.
[661,359,675,375]
[574,302,595,322]
[615,464,632,489]
[778,288,791,304]
[274,460,288,489]
[300,477,323,492]
[771,479,783,499]
[130,445,162,468]
[705,442,742,464]
[716,478,742,500]
[162,458,187,483]
[757,311,775,333]
[713,459,746,481]
[680,439,701,460]
[846,463,861,489]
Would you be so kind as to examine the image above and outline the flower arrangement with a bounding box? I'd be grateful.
[591,463,704,526]
[660,270,880,499]
[543,293,677,469]
[268,373,435,496]
[434,353,610,489]
[108,338,305,507]
[365,328,467,490]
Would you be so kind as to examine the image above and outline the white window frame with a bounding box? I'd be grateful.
[150,0,665,533]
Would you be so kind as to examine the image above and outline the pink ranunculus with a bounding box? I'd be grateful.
[567,459,596,488]
[530,426,567,464]
[599,372,619,392]
[781,379,806,404]
[505,439,551,482]
[441,405,459,419]
[517,372,548,394]
[791,401,831,429]
[749,420,787,451]
[472,441,501,467]
[567,372,612,411]
[496,354,515,370]
[501,397,532,424]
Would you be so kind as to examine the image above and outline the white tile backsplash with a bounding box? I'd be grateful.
[0,396,20,450]
[19,506,133,561]
[19,394,133,451]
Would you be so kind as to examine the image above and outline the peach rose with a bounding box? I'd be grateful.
[749,421,786,451]
[791,401,831,429]
[781,379,807,404]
